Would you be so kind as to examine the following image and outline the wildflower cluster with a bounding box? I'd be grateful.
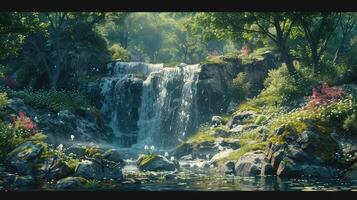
[13,111,38,135]
[306,82,344,108]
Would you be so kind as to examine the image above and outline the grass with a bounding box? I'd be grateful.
[218,141,268,164]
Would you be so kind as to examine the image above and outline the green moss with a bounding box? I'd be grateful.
[138,154,160,167]
[202,56,227,65]
[218,141,268,164]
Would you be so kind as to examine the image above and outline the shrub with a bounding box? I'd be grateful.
[343,114,357,135]
[0,92,9,110]
[230,72,251,103]
[109,44,130,62]
[0,122,18,160]
[12,89,91,113]
[305,82,344,108]
[13,111,38,136]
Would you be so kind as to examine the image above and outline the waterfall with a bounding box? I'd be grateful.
[99,62,201,149]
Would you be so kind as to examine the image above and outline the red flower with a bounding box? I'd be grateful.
[305,82,344,108]
[15,111,38,134]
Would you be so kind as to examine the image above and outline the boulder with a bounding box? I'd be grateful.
[64,145,86,158]
[260,162,274,176]
[39,158,73,181]
[227,111,255,128]
[211,128,230,137]
[55,177,89,189]
[343,162,357,182]
[101,149,125,167]
[180,154,193,160]
[224,161,236,175]
[228,125,244,134]
[211,116,224,127]
[6,141,44,175]
[6,98,28,113]
[137,155,179,171]
[74,159,123,181]
[13,175,35,187]
[234,150,268,176]
[210,149,239,164]
[298,131,318,149]
[276,158,301,178]
[270,149,286,172]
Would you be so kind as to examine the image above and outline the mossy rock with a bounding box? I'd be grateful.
[137,154,178,171]
[55,176,89,189]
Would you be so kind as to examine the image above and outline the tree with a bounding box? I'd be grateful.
[190,12,299,75]
[294,12,340,73]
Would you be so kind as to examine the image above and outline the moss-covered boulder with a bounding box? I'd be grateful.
[55,176,89,189]
[5,141,44,175]
[137,154,178,172]
[234,150,269,176]
[343,162,357,182]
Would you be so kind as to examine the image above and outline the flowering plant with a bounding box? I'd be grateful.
[305,82,344,108]
[13,111,38,135]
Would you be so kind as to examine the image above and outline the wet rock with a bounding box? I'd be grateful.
[330,132,357,165]
[211,149,239,164]
[39,158,73,181]
[74,160,100,180]
[298,131,318,149]
[55,177,89,189]
[276,158,301,178]
[260,162,274,176]
[227,111,256,128]
[58,110,76,127]
[137,155,179,172]
[74,159,123,181]
[228,125,244,134]
[211,116,224,127]
[101,149,125,167]
[224,161,236,175]
[234,150,268,176]
[13,175,35,187]
[212,128,230,137]
[6,98,28,113]
[180,154,193,160]
[218,139,240,150]
[299,165,339,179]
[6,141,44,175]
[270,149,286,172]
[343,162,357,182]
[64,145,86,158]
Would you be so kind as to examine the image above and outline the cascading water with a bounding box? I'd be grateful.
[99,62,201,149]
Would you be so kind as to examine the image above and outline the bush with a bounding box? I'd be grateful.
[0,92,9,110]
[11,89,91,113]
[230,72,251,103]
[343,114,357,135]
[109,44,130,62]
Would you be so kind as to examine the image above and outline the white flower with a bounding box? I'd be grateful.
[170,156,175,161]
[70,135,75,141]
[47,114,51,117]
[206,155,210,160]
[57,144,64,151]
[34,116,39,123]
[164,152,169,157]
[150,145,155,150]
[144,145,149,150]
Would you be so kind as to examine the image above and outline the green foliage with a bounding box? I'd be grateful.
[254,115,268,125]
[230,72,251,103]
[343,114,357,135]
[0,92,9,111]
[9,88,91,113]
[109,44,130,61]
[137,154,160,167]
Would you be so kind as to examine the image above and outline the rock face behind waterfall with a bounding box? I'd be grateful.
[96,54,276,149]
